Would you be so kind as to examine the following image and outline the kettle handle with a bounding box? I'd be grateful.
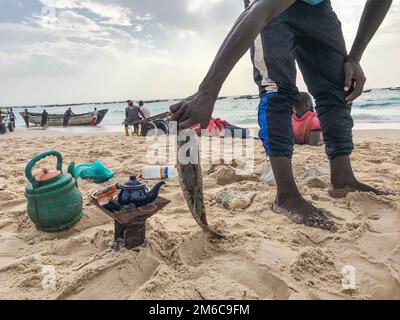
[25,150,63,186]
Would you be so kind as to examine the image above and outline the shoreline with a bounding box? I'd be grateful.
[2,126,400,144]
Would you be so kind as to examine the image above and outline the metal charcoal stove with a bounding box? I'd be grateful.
[91,184,170,250]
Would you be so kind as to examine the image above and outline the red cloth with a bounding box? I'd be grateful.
[192,117,232,138]
[292,111,321,145]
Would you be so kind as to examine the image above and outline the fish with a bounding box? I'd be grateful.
[177,135,225,239]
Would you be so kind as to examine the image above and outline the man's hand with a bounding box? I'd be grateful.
[344,59,366,104]
[170,90,217,130]
[345,0,392,104]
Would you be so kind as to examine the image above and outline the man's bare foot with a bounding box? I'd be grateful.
[330,156,397,199]
[329,180,393,199]
[272,196,335,231]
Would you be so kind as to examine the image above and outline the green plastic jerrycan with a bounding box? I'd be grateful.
[25,150,83,232]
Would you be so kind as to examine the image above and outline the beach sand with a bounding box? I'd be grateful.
[0,128,399,300]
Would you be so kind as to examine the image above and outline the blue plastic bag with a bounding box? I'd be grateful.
[74,160,114,184]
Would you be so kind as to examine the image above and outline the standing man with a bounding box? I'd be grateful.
[63,107,75,127]
[22,108,30,128]
[92,107,98,125]
[170,0,393,230]
[0,111,5,134]
[8,108,15,128]
[139,101,151,119]
[41,109,49,129]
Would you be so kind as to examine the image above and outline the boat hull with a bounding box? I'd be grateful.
[20,109,108,127]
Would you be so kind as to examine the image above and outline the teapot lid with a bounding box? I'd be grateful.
[119,176,146,190]
[35,169,61,182]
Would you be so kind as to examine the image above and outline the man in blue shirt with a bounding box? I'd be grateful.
[171,0,393,230]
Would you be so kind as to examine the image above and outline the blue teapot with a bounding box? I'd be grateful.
[117,176,165,208]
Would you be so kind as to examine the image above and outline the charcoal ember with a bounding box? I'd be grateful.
[103,200,121,213]
[120,203,137,212]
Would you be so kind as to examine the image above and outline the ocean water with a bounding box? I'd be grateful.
[8,88,400,131]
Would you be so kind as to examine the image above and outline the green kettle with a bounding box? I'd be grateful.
[25,150,83,232]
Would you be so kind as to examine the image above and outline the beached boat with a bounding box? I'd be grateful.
[20,109,108,127]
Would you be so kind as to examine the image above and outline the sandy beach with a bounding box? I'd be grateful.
[0,128,399,300]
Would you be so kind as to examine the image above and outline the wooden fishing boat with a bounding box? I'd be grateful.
[20,109,108,127]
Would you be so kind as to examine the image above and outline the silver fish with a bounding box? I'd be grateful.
[177,137,225,239]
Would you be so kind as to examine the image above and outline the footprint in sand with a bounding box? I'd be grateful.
[192,255,291,300]
[0,234,28,269]
[363,199,399,234]
[354,197,400,261]
[177,234,291,299]
[63,255,160,300]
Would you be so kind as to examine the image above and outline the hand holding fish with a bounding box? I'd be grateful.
[170,90,217,130]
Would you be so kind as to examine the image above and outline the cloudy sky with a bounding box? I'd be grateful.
[0,0,399,106]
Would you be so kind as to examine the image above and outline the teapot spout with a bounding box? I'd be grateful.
[147,181,165,203]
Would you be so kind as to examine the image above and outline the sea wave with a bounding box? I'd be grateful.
[354,101,400,109]
[352,114,400,123]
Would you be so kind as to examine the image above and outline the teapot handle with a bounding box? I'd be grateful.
[25,150,63,186]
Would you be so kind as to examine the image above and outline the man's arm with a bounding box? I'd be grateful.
[138,108,147,119]
[345,0,393,103]
[170,0,295,129]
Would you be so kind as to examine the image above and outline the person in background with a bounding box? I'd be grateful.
[63,107,75,127]
[22,108,30,128]
[92,107,98,125]
[41,109,49,129]
[292,92,323,146]
[0,112,5,134]
[124,100,146,136]
[139,101,151,119]
[8,108,15,127]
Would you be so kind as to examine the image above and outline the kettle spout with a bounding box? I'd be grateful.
[147,181,165,203]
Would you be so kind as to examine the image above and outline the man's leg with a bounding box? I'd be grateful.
[260,94,334,229]
[294,1,387,198]
[329,156,389,197]
[258,14,334,230]
[134,125,140,136]
[124,123,129,136]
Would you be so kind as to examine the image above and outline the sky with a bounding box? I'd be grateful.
[0,0,399,106]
